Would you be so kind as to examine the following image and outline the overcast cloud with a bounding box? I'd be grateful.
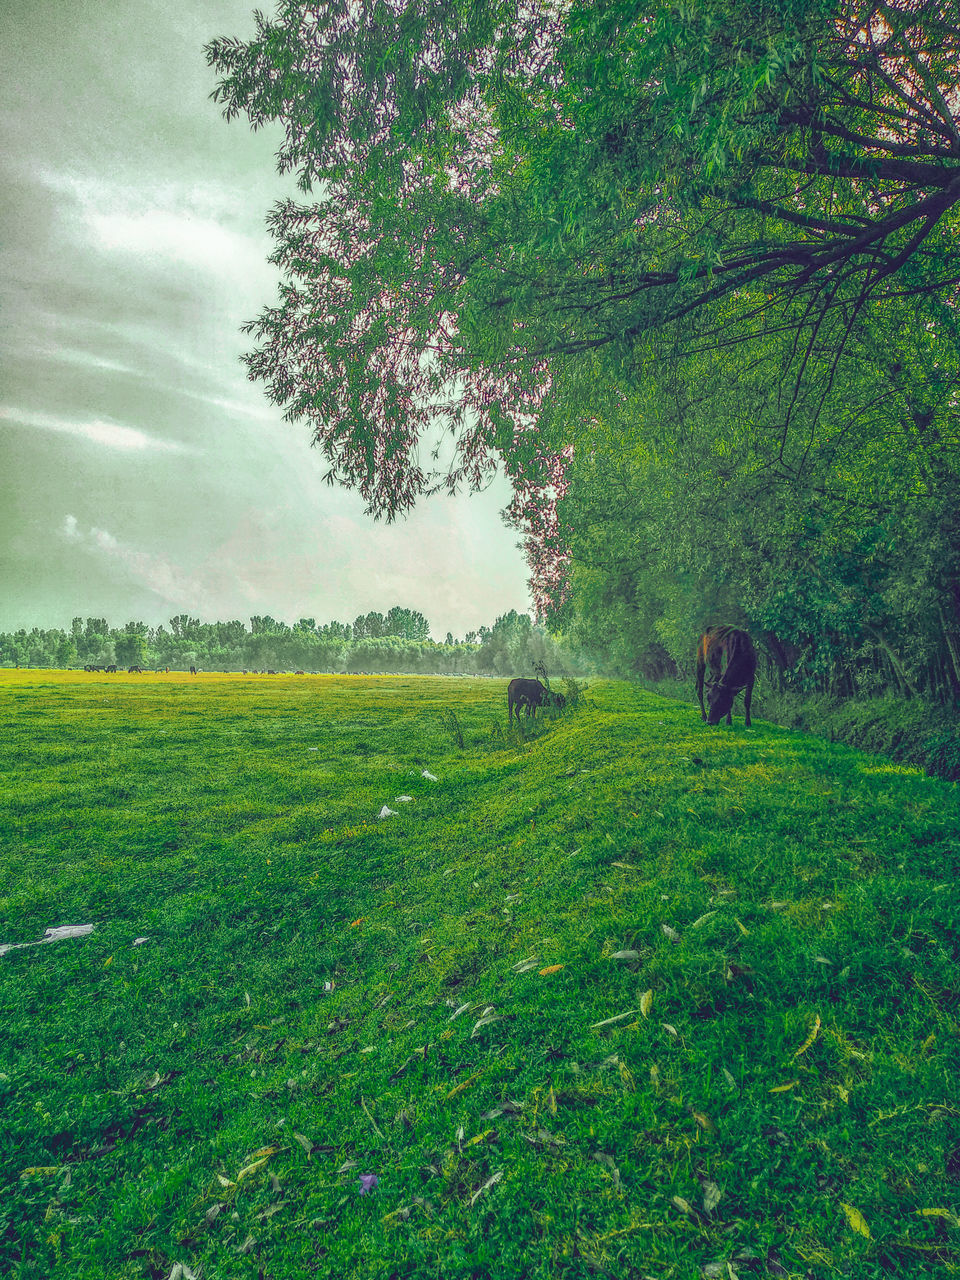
[0,0,531,638]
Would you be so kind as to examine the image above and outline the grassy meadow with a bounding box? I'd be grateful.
[0,669,958,1279]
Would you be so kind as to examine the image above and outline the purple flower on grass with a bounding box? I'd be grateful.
[358,1173,379,1195]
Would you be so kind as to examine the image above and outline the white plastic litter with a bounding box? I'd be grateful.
[421,770,438,781]
[378,806,398,819]
[395,795,413,803]
[0,923,95,957]
[133,936,149,946]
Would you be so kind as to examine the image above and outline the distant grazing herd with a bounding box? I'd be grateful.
[76,624,757,728]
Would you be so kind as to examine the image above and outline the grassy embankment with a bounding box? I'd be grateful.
[0,670,958,1279]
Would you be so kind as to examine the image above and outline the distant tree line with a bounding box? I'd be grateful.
[0,608,589,678]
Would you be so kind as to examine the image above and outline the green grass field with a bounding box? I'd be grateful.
[1,670,958,1279]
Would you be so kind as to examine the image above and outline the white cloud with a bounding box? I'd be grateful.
[1,406,198,454]
[90,207,256,277]
[38,168,277,293]
[3,342,139,378]
[59,516,233,614]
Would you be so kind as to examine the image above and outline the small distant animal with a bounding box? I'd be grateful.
[507,677,566,723]
[696,626,757,727]
[189,666,197,675]
[105,665,117,674]
[294,670,305,675]
[127,665,143,674]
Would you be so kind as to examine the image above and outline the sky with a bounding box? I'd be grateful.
[0,0,532,640]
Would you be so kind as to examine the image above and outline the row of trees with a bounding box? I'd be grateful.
[0,610,587,678]
[205,0,960,705]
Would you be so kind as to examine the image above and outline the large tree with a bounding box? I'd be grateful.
[208,0,960,519]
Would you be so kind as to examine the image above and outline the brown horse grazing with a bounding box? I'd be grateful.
[696,626,757,727]
[507,677,566,724]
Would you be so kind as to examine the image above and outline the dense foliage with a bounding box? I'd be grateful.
[0,609,585,678]
[206,0,960,708]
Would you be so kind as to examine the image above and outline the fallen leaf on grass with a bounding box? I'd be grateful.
[690,912,718,929]
[292,1132,313,1155]
[236,1150,277,1182]
[421,770,438,781]
[768,1080,799,1093]
[539,964,564,975]
[840,1202,871,1237]
[640,989,653,1018]
[699,1177,722,1212]
[661,924,680,943]
[523,1128,564,1150]
[790,1014,821,1060]
[609,950,641,961]
[469,1170,502,1206]
[916,1208,960,1227]
[690,1109,717,1135]
[466,1130,496,1151]
[590,1010,637,1030]
[378,806,398,819]
[471,1013,503,1038]
[445,1070,485,1101]
[20,1167,59,1178]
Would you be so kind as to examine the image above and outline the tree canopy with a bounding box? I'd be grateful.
[207,0,960,510]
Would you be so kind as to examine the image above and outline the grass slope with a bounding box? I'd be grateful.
[0,671,958,1279]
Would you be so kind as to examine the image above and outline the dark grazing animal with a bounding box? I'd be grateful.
[696,626,757,727]
[507,677,566,724]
